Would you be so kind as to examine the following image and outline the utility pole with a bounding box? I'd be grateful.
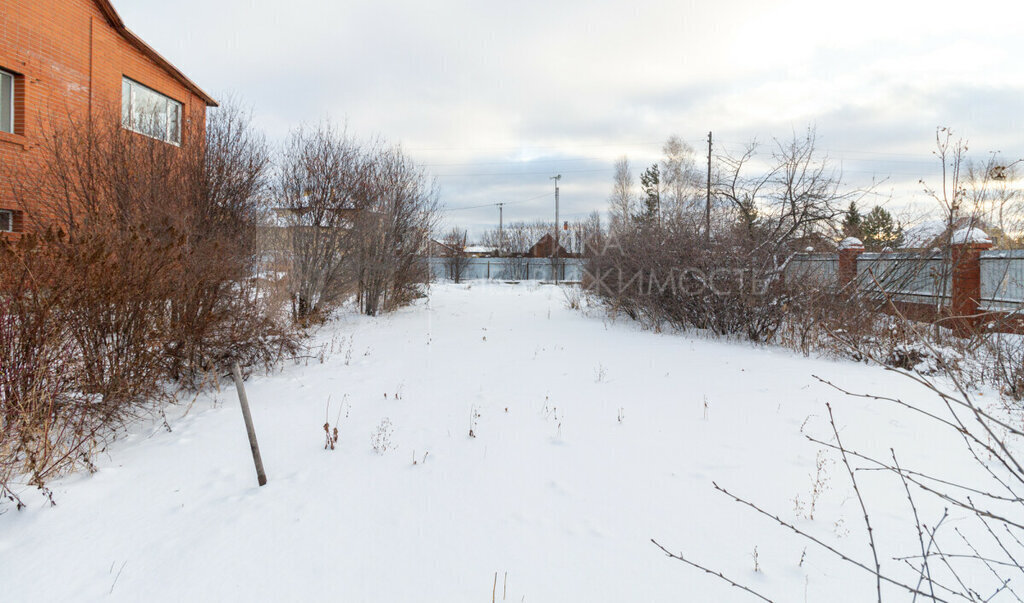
[705,131,712,246]
[496,202,504,257]
[551,174,561,284]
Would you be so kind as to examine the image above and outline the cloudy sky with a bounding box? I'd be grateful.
[119,0,1024,237]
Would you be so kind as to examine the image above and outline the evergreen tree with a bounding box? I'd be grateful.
[842,200,863,239]
[861,205,903,250]
[636,164,660,224]
[737,196,759,235]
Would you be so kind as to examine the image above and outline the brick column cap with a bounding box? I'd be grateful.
[838,237,864,251]
[950,227,992,248]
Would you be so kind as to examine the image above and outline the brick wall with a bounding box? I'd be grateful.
[0,0,212,238]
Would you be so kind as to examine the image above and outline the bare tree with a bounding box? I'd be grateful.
[714,127,873,259]
[965,152,1024,248]
[276,122,368,322]
[588,127,874,342]
[609,156,636,235]
[714,141,774,244]
[441,226,469,283]
[351,143,439,315]
[478,220,550,256]
[922,127,973,242]
[661,135,702,224]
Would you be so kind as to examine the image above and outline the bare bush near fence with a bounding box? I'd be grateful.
[441,227,470,283]
[352,144,438,315]
[276,122,369,322]
[982,332,1024,400]
[589,128,871,342]
[277,125,437,319]
[589,225,791,340]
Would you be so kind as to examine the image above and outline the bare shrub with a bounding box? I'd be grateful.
[587,224,793,341]
[276,122,368,323]
[276,124,437,320]
[0,279,96,508]
[166,102,299,383]
[0,108,299,504]
[441,227,470,283]
[352,144,438,315]
[587,128,871,343]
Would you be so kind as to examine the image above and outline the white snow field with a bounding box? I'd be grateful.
[0,283,1005,601]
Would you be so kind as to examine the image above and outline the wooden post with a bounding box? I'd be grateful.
[231,362,267,487]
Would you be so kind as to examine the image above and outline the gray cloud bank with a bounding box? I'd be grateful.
[121,0,1024,236]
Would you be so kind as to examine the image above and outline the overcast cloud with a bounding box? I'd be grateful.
[119,0,1024,236]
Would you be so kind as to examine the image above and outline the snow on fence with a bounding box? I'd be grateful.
[855,252,951,306]
[428,257,586,282]
[980,249,1024,312]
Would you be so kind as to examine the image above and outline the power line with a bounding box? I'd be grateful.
[432,167,612,179]
[440,192,551,213]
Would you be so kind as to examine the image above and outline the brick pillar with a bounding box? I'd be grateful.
[837,237,865,288]
[950,228,993,336]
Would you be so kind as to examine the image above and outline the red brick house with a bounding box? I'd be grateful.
[0,0,216,237]
[527,233,571,258]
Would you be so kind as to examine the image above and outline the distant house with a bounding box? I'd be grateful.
[464,245,497,258]
[527,233,571,258]
[425,241,497,258]
[900,218,996,250]
[427,238,458,257]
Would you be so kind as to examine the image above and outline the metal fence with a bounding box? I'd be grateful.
[856,252,951,306]
[428,257,586,282]
[785,254,838,283]
[980,250,1024,312]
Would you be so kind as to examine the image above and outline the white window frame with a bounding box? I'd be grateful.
[0,68,14,135]
[0,210,13,233]
[121,77,182,145]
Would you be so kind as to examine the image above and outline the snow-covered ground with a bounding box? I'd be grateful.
[0,283,1003,601]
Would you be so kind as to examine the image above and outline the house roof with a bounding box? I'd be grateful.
[528,232,571,257]
[95,0,218,107]
[900,218,990,249]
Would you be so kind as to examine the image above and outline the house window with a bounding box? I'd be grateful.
[121,77,182,145]
[0,210,12,233]
[0,69,14,134]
